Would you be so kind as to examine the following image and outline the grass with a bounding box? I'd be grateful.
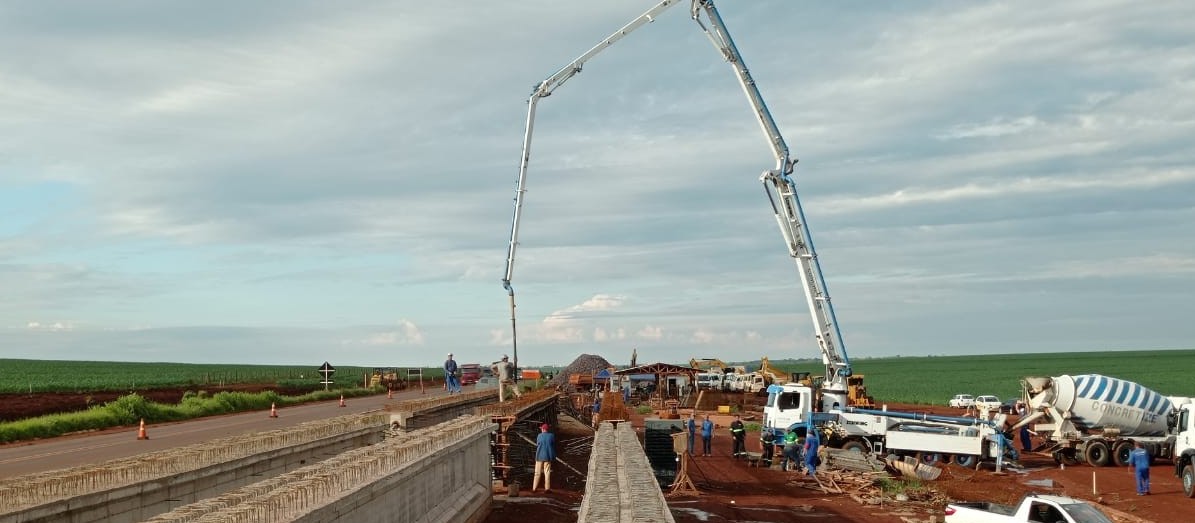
[0,359,443,393]
[744,349,1195,405]
[0,387,378,443]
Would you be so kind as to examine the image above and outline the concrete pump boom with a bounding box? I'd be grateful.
[501,1,853,410]
[501,0,683,369]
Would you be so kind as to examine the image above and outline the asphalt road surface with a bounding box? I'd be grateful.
[0,386,453,477]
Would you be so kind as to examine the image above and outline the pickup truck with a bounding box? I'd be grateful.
[944,494,1113,523]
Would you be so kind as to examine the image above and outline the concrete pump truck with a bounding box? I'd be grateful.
[500,0,865,413]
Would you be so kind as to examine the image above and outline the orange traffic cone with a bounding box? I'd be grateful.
[339,395,346,407]
[269,403,279,418]
[387,388,393,399]
[137,419,149,440]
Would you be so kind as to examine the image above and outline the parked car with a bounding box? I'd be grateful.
[475,376,500,390]
[949,394,975,409]
[999,398,1022,414]
[974,395,1001,411]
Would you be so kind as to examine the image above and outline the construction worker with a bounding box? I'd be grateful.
[1128,440,1151,495]
[492,355,521,402]
[700,415,714,456]
[729,415,746,458]
[443,353,461,394]
[804,429,821,476]
[686,413,697,455]
[781,429,801,471]
[591,394,602,428]
[760,428,775,467]
[531,423,556,492]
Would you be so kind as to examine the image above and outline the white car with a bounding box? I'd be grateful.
[974,395,1001,411]
[949,394,975,409]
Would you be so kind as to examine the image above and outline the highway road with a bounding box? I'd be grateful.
[0,386,454,478]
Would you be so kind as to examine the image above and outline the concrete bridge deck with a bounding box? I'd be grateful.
[577,421,675,523]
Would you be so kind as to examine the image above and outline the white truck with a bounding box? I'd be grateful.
[694,371,722,391]
[944,494,1113,523]
[763,382,1018,467]
[1017,374,1195,478]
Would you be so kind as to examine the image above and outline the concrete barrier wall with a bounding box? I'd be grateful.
[0,413,388,523]
[387,389,499,431]
[294,417,493,523]
[577,421,675,523]
[145,415,496,523]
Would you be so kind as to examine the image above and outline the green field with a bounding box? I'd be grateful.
[0,359,443,394]
[763,349,1194,405]
[2,350,1190,406]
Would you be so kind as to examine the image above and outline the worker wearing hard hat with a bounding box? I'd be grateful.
[492,354,522,402]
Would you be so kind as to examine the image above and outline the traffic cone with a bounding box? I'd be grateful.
[387,388,393,399]
[339,395,346,407]
[269,403,279,418]
[137,419,149,440]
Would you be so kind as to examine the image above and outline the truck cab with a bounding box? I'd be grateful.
[459,363,482,385]
[763,383,814,437]
[1172,401,1195,498]
[695,372,724,390]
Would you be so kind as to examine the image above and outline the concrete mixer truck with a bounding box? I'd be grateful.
[1019,374,1195,494]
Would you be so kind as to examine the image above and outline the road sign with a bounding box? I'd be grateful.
[319,361,335,391]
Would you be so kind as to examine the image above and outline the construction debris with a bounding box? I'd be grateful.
[823,447,888,473]
[887,456,943,481]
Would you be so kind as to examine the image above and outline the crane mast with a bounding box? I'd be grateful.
[502,0,852,410]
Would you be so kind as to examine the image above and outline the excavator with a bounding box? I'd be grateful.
[689,358,732,373]
[500,0,871,412]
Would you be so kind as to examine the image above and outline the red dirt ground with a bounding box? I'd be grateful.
[484,400,1191,523]
[3,387,1187,522]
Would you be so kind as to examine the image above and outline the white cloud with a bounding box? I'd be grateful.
[1,0,1193,367]
[935,116,1040,140]
[356,319,425,346]
[26,321,75,331]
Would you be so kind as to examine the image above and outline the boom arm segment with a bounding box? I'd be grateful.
[691,0,852,409]
[502,2,853,406]
[501,0,683,368]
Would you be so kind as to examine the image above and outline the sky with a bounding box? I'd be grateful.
[1,1,1193,369]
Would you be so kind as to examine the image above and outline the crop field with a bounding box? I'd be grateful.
[2,349,1188,404]
[0,359,434,393]
[774,349,1194,405]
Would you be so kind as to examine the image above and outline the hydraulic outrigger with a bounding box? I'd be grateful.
[502,0,854,410]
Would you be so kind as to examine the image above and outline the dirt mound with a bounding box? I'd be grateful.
[547,354,613,391]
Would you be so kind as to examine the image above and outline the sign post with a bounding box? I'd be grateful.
[319,361,335,391]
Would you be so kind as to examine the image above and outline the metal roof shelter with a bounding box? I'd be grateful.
[613,362,700,378]
[612,362,701,402]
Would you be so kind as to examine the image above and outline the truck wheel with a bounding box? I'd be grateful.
[1183,464,1195,498]
[841,441,867,454]
[1084,441,1111,467]
[954,454,978,468]
[1112,441,1133,467]
[918,452,944,465]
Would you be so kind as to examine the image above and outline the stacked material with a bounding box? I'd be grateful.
[547,354,613,390]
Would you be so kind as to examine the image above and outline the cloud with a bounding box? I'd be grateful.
[26,321,75,331]
[353,319,425,346]
[1,1,1193,367]
[935,116,1040,140]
